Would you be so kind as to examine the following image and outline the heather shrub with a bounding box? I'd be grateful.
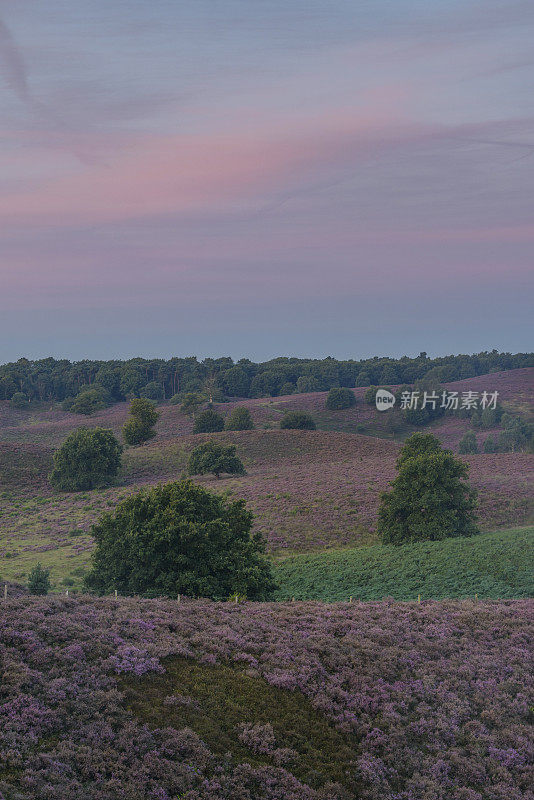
[378,433,479,544]
[225,406,254,430]
[121,656,357,788]
[188,440,246,478]
[27,562,51,595]
[0,595,532,799]
[50,427,123,491]
[123,397,158,445]
[280,411,316,430]
[326,387,356,410]
[84,479,275,600]
[193,408,225,433]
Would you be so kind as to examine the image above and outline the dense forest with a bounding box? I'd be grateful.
[1,350,532,406]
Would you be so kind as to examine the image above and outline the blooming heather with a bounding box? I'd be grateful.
[0,596,532,799]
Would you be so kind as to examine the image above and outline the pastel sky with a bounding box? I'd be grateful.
[1,0,533,362]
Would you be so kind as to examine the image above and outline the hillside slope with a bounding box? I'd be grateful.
[274,526,534,601]
[1,428,533,589]
[1,368,532,587]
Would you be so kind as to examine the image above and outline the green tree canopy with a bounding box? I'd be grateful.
[123,398,159,445]
[396,432,443,467]
[69,386,108,415]
[497,417,533,452]
[84,480,275,600]
[50,427,123,491]
[188,440,246,478]
[139,381,164,402]
[459,430,478,454]
[364,386,378,405]
[225,406,254,431]
[378,433,478,545]
[483,436,497,453]
[326,387,356,410]
[280,411,316,430]
[9,391,28,409]
[28,563,51,595]
[179,392,205,416]
[296,375,321,393]
[193,408,225,433]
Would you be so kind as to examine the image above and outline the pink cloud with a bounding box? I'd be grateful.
[0,106,422,227]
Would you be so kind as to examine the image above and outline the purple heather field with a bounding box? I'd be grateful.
[0,595,533,800]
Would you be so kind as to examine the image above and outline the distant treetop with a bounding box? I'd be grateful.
[0,351,531,407]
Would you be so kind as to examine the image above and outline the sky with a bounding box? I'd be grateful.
[0,0,533,363]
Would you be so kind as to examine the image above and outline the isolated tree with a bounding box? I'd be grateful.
[10,392,28,409]
[378,433,478,544]
[50,428,123,491]
[70,387,108,415]
[28,563,51,595]
[364,386,378,405]
[225,406,254,431]
[483,436,497,453]
[188,440,246,478]
[280,411,316,430]
[326,387,356,410]
[180,392,205,416]
[193,408,225,433]
[396,432,443,466]
[459,430,478,454]
[497,415,533,452]
[480,405,503,429]
[84,480,275,600]
[123,398,158,445]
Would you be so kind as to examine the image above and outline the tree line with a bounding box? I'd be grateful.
[2,350,532,407]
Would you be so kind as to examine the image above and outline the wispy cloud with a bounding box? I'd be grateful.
[0,14,30,102]
[0,12,106,164]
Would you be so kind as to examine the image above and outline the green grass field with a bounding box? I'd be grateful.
[273,526,534,601]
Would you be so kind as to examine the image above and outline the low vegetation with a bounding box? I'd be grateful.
[325,387,356,410]
[193,408,225,433]
[121,656,359,789]
[1,596,531,799]
[280,410,316,430]
[225,406,254,430]
[273,526,534,600]
[188,440,246,479]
